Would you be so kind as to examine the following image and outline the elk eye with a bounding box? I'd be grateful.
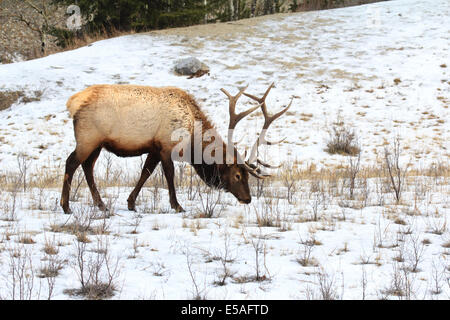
[235,174,241,181]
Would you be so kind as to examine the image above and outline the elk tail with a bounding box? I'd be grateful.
[66,87,97,118]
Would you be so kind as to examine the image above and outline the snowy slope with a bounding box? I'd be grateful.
[0,0,448,171]
[0,0,449,300]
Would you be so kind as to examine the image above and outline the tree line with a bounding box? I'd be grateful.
[5,1,362,52]
[52,0,289,33]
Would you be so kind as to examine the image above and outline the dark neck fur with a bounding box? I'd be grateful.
[191,162,224,189]
[186,98,237,189]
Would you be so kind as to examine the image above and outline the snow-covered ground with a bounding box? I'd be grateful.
[0,0,448,170]
[0,0,449,300]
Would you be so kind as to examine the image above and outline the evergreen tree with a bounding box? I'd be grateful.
[52,1,207,31]
[50,1,288,47]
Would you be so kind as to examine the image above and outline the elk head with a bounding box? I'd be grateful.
[218,83,293,204]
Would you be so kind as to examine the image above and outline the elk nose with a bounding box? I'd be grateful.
[239,198,251,204]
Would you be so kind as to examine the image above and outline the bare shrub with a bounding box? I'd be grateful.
[255,178,266,199]
[297,230,322,267]
[17,153,31,192]
[97,153,124,188]
[247,228,271,282]
[297,239,318,267]
[253,196,282,228]
[430,259,445,296]
[412,176,429,203]
[373,217,397,250]
[102,152,114,186]
[128,211,143,234]
[31,177,49,211]
[325,115,360,156]
[49,203,110,240]
[404,234,425,273]
[6,244,37,300]
[43,236,59,255]
[38,251,65,300]
[196,176,224,218]
[175,162,188,188]
[361,265,368,300]
[281,163,298,204]
[68,237,120,299]
[186,166,198,201]
[383,136,408,204]
[185,247,208,300]
[17,231,36,245]
[316,267,339,300]
[374,174,388,206]
[346,153,361,200]
[213,230,237,286]
[359,170,370,207]
[148,180,161,212]
[382,262,417,300]
[148,260,169,277]
[426,216,447,235]
[304,284,318,300]
[248,175,266,199]
[69,170,85,202]
[1,175,21,222]
[308,183,328,222]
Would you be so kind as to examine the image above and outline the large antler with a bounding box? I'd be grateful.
[243,83,293,171]
[220,85,268,178]
[220,83,292,179]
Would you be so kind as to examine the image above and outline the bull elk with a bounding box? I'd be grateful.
[60,83,291,214]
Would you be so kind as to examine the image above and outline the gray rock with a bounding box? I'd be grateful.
[174,57,209,77]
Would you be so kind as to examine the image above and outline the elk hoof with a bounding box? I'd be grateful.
[174,204,185,213]
[98,204,108,212]
[127,197,136,211]
[63,207,72,215]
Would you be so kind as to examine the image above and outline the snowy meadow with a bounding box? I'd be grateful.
[0,0,449,299]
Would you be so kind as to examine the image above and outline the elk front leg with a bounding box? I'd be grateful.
[127,154,161,211]
[160,154,185,213]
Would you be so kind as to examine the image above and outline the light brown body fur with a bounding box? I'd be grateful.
[68,84,211,162]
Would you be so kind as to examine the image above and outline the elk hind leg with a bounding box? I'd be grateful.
[61,150,81,214]
[82,146,106,211]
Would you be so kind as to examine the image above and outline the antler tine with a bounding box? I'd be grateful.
[244,162,271,179]
[257,158,282,169]
[261,96,293,130]
[238,153,271,179]
[220,85,260,147]
[243,82,274,116]
[244,83,292,134]
[249,170,271,179]
[259,97,293,145]
[243,82,274,105]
